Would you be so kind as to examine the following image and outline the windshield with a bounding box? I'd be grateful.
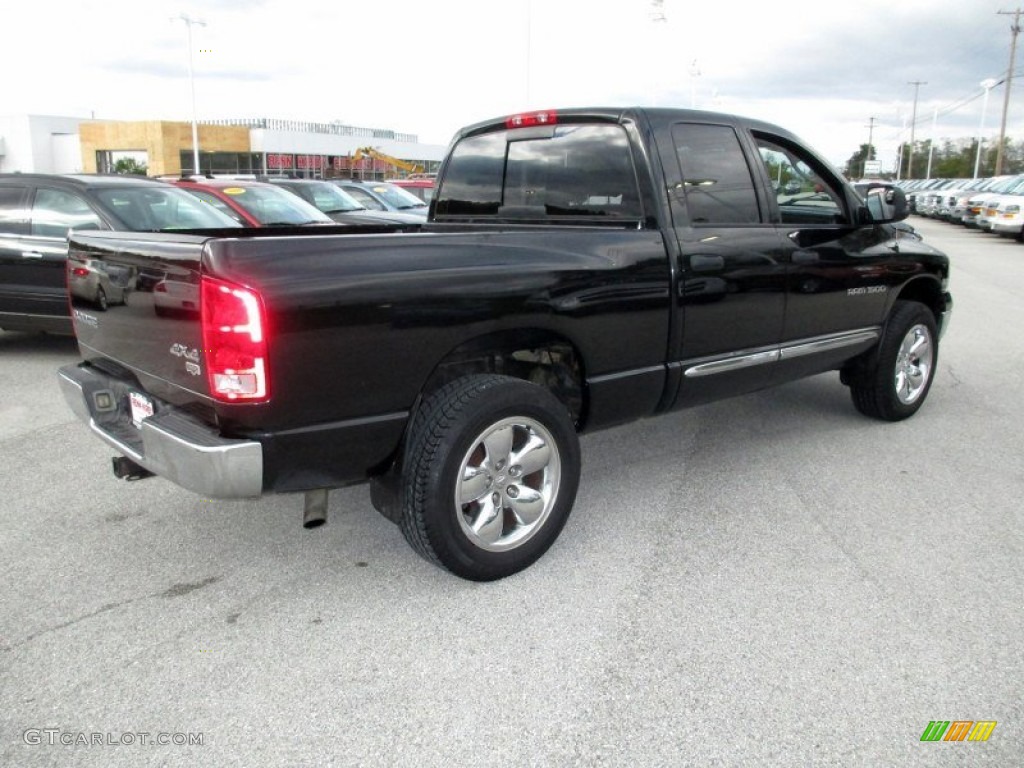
[992,176,1024,194]
[94,186,241,230]
[368,183,427,210]
[340,186,386,210]
[299,182,366,213]
[218,184,332,225]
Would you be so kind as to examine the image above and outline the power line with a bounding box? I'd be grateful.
[901,80,1005,134]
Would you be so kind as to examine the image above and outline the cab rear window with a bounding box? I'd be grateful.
[435,124,642,221]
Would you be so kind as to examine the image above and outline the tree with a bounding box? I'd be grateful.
[113,157,148,175]
[842,143,875,178]
[846,136,1024,180]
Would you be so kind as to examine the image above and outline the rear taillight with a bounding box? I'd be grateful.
[71,267,90,278]
[201,275,270,403]
[505,110,558,129]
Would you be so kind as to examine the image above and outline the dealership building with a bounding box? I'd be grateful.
[0,114,447,179]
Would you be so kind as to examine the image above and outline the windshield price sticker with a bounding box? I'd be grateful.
[129,392,154,428]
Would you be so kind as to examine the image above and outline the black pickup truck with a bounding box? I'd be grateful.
[58,107,952,580]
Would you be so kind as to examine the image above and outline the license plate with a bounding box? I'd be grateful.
[129,392,154,428]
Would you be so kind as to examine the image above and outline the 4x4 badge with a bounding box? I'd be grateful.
[169,343,200,362]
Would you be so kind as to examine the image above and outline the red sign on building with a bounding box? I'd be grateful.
[296,155,323,170]
[266,153,294,170]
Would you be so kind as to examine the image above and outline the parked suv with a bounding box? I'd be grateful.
[0,173,238,334]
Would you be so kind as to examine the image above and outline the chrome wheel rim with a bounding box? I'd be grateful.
[894,323,933,405]
[454,417,561,552]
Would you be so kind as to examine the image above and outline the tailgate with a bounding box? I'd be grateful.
[68,231,212,408]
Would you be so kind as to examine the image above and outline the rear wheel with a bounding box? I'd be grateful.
[399,375,580,581]
[850,300,937,421]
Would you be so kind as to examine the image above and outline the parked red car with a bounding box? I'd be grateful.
[169,179,332,227]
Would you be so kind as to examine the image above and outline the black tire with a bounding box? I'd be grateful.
[399,374,580,581]
[95,286,108,312]
[850,300,938,421]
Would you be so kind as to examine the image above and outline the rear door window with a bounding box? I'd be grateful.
[669,123,761,225]
[0,185,30,235]
[435,124,642,220]
[30,188,103,238]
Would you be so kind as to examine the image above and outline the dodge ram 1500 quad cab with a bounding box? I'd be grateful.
[58,108,952,580]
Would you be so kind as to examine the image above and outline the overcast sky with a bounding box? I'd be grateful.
[3,0,1017,171]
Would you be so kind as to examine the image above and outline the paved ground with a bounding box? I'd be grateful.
[1,217,1020,766]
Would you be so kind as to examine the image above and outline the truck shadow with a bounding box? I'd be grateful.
[0,330,79,357]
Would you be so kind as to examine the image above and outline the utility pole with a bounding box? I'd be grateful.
[907,81,926,178]
[995,9,1021,175]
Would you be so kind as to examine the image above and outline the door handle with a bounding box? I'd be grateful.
[690,254,725,271]
[792,250,819,264]
[21,251,44,259]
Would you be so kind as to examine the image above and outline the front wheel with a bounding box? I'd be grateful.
[399,375,580,581]
[849,300,938,421]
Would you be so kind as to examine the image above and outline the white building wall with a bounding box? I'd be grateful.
[0,115,83,173]
[51,134,83,173]
[0,116,35,173]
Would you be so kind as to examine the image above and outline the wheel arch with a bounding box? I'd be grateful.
[890,275,946,324]
[419,328,587,427]
[370,330,587,525]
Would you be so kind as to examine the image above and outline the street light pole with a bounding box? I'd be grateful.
[925,108,938,180]
[173,13,206,175]
[973,78,998,179]
[907,81,926,178]
[689,59,701,108]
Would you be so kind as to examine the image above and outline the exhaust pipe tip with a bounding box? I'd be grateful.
[303,489,329,529]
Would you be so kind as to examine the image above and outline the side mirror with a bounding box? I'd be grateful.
[860,183,908,223]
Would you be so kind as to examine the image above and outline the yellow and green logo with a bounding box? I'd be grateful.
[920,721,997,742]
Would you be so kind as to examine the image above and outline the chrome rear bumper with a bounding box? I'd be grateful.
[58,364,263,499]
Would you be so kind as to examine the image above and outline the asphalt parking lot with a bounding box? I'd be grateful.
[1,217,1021,767]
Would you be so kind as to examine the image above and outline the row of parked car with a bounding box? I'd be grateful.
[0,172,434,334]
[901,175,1024,237]
[170,176,430,226]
